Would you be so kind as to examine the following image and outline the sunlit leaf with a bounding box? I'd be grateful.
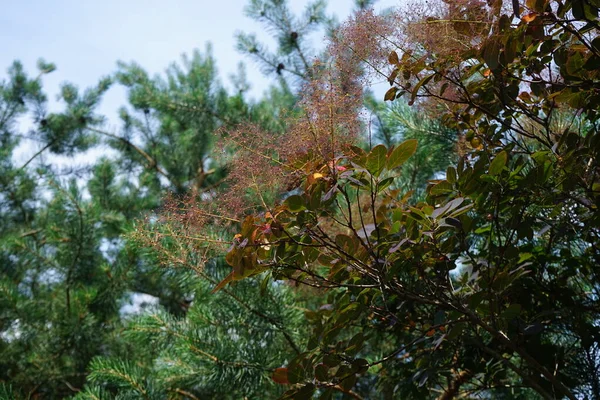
[387,139,418,170]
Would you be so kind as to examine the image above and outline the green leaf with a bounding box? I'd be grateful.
[468,292,485,310]
[347,332,365,356]
[566,51,585,76]
[378,176,395,192]
[489,151,507,176]
[584,55,600,71]
[518,252,534,263]
[387,139,418,170]
[448,204,473,218]
[501,304,522,320]
[572,0,585,19]
[430,180,453,195]
[288,360,305,384]
[260,273,270,296]
[309,184,323,210]
[314,364,329,382]
[352,358,370,374]
[293,383,316,400]
[446,166,457,184]
[408,206,429,222]
[446,322,466,340]
[440,82,449,96]
[410,74,434,105]
[366,144,388,177]
[286,195,306,212]
[340,373,358,391]
[323,354,341,367]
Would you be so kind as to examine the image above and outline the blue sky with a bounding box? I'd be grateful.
[2,1,397,114]
[3,0,398,165]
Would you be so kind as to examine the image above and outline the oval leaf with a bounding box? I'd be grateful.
[366,144,388,177]
[314,364,329,382]
[285,195,306,212]
[387,139,418,170]
[410,74,434,104]
[430,180,453,195]
[384,86,398,101]
[272,367,290,384]
[482,38,501,70]
[500,304,521,321]
[489,151,508,176]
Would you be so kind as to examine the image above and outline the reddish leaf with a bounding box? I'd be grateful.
[522,12,537,22]
[384,87,397,102]
[272,367,290,384]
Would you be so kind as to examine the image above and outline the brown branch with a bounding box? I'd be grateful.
[87,127,171,180]
[173,388,200,400]
[437,370,473,400]
[18,141,55,170]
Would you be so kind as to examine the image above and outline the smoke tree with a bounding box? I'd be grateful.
[158,0,600,398]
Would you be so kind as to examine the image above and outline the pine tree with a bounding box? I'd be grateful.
[75,259,308,399]
[2,2,467,399]
[0,45,297,398]
[1,60,123,398]
[236,0,335,86]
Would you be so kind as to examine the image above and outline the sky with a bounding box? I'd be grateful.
[2,0,399,312]
[2,0,398,126]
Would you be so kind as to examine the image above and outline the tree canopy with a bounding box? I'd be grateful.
[2,0,600,399]
[158,0,600,398]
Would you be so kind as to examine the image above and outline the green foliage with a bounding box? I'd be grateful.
[237,0,335,84]
[0,61,118,398]
[84,259,308,399]
[0,383,17,400]
[0,44,300,398]
[11,1,599,399]
[366,97,457,199]
[210,0,600,398]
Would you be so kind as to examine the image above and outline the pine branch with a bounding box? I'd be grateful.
[87,127,171,181]
[18,140,55,171]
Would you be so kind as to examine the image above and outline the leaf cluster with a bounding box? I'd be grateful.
[213,1,600,398]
